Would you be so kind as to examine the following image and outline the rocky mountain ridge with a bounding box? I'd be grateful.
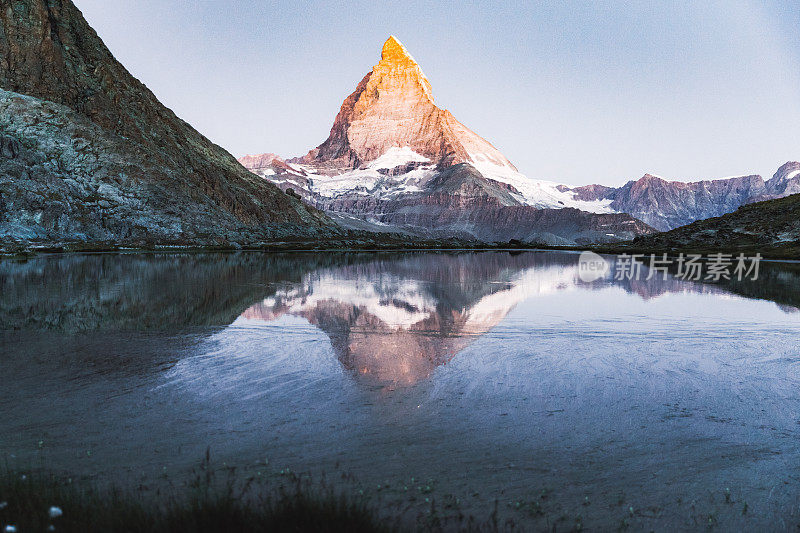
[626,192,800,257]
[243,153,654,244]
[245,149,799,235]
[572,163,800,230]
[0,0,335,247]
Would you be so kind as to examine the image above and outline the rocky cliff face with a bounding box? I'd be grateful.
[315,164,653,244]
[0,0,334,247]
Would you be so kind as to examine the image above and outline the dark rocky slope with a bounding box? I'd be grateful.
[624,193,800,257]
[0,0,335,247]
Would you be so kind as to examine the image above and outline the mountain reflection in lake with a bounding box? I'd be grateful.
[235,253,797,387]
[1,252,799,530]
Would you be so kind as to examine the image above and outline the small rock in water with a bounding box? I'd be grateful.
[49,506,63,518]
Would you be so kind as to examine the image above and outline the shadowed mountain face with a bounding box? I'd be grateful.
[0,0,333,246]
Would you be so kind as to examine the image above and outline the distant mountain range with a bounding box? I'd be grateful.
[241,36,798,243]
[569,162,800,231]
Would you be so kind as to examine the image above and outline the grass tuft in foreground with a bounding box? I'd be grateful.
[0,466,388,533]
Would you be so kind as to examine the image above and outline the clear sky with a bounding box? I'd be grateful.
[72,0,800,186]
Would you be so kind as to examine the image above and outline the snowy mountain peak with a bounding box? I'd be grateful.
[381,36,416,64]
[294,36,517,172]
[238,38,665,243]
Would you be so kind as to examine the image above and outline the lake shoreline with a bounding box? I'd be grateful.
[4,242,800,262]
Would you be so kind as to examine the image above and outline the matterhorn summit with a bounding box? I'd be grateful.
[301,36,516,173]
[241,36,656,244]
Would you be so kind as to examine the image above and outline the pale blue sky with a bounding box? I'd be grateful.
[73,0,800,186]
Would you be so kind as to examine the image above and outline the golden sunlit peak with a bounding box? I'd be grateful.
[381,35,416,64]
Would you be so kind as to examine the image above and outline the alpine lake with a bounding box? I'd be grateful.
[1,251,798,530]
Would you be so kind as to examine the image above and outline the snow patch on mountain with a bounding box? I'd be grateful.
[249,147,617,212]
[285,159,437,199]
[783,169,800,181]
[467,153,614,213]
[367,147,430,170]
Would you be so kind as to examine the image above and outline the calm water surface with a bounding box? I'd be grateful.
[1,251,799,530]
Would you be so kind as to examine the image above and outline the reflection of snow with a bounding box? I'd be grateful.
[465,266,579,328]
[249,275,439,329]
[187,253,800,390]
[244,263,584,335]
